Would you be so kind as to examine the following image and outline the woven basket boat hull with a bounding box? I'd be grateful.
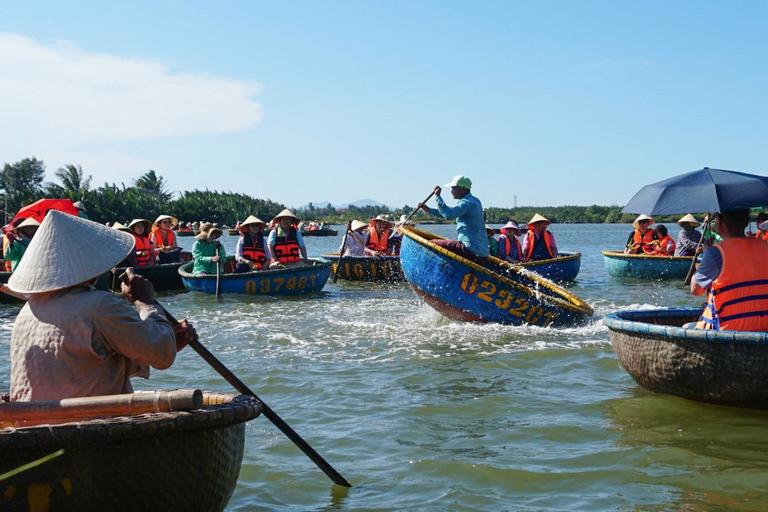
[179,258,332,296]
[400,227,593,327]
[519,251,581,282]
[604,308,768,409]
[323,253,405,282]
[0,392,260,511]
[602,250,695,279]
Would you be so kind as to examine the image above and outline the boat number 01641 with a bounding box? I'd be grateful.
[460,273,556,325]
[244,274,318,294]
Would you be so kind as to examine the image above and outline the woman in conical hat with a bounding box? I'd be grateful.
[625,214,657,255]
[6,210,196,402]
[191,223,226,275]
[128,219,155,266]
[4,218,41,272]
[235,215,269,272]
[339,219,369,257]
[366,214,393,256]
[268,209,309,268]
[151,214,180,264]
[674,213,703,256]
[522,214,558,262]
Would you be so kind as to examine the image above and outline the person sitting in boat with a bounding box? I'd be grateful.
[151,215,180,264]
[268,209,309,268]
[674,214,702,256]
[486,225,498,257]
[497,221,523,263]
[235,215,270,273]
[624,214,657,254]
[366,215,393,256]
[6,210,197,402]
[689,209,768,331]
[128,219,156,266]
[746,212,768,240]
[652,225,675,255]
[111,222,138,267]
[339,219,369,257]
[418,175,489,264]
[73,200,89,219]
[4,218,40,272]
[522,214,558,262]
[192,223,226,275]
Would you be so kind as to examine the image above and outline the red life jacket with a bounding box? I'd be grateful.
[273,227,301,264]
[152,228,176,249]
[242,232,267,269]
[524,230,555,261]
[133,235,153,266]
[632,229,656,254]
[695,237,768,331]
[500,234,522,261]
[366,226,390,252]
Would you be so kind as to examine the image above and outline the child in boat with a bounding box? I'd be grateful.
[653,225,675,255]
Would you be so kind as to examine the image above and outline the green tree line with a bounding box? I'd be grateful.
[1,157,686,226]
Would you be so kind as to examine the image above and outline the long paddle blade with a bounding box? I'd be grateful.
[157,302,352,487]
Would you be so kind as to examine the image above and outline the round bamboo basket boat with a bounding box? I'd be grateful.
[0,391,260,511]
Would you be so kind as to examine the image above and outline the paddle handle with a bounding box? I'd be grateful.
[389,190,437,241]
[215,246,222,297]
[333,222,352,284]
[684,215,710,286]
[156,302,352,487]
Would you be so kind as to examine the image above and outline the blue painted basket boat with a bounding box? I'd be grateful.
[400,227,593,327]
[179,258,332,296]
[604,307,768,409]
[602,250,695,279]
[322,253,405,283]
[519,251,581,282]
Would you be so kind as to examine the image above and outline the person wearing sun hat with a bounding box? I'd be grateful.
[418,175,489,263]
[366,214,394,256]
[151,214,180,264]
[128,219,156,266]
[339,219,369,257]
[235,215,270,273]
[6,210,197,402]
[521,213,559,262]
[674,214,703,256]
[497,221,523,263]
[4,217,41,272]
[192,222,226,275]
[624,214,657,255]
[485,224,498,257]
[73,200,89,219]
[268,209,309,267]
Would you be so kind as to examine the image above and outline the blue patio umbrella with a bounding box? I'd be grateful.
[621,167,768,215]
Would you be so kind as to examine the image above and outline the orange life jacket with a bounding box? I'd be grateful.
[366,226,390,253]
[152,228,176,249]
[632,229,657,254]
[242,232,267,269]
[524,230,555,261]
[133,235,153,266]
[500,234,522,261]
[655,234,676,255]
[273,227,301,264]
[755,230,768,241]
[695,237,768,331]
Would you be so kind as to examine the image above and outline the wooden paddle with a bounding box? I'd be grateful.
[215,245,222,297]
[156,302,352,487]
[398,190,436,232]
[333,221,352,284]
[684,214,710,286]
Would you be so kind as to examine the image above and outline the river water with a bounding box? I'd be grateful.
[2,223,768,511]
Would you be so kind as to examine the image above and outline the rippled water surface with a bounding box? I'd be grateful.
[3,223,768,511]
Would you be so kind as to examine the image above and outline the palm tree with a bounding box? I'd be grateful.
[134,170,172,202]
[54,164,92,201]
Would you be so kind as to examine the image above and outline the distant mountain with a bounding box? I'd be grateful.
[302,198,388,210]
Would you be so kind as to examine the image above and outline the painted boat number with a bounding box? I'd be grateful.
[460,273,556,324]
[341,261,394,278]
[244,274,317,294]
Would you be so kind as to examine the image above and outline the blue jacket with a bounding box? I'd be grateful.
[428,192,489,258]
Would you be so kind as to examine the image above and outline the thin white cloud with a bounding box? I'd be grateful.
[0,33,262,149]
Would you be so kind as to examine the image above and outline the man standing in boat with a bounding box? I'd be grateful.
[419,175,489,264]
[6,211,197,402]
[690,208,768,331]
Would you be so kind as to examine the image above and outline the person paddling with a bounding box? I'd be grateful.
[418,175,489,264]
[339,220,369,257]
[6,210,197,402]
[4,218,40,271]
[191,223,225,275]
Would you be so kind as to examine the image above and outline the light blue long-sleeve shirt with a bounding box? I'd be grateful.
[428,192,489,257]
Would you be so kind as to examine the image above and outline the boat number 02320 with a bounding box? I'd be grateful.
[460,273,556,325]
[244,274,318,294]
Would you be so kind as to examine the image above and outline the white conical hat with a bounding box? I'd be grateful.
[272,209,300,223]
[350,219,367,231]
[239,215,267,230]
[676,214,700,228]
[8,210,135,294]
[527,213,551,228]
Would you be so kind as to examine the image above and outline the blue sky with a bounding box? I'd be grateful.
[2,1,767,210]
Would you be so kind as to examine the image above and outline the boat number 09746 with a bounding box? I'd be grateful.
[460,273,556,324]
